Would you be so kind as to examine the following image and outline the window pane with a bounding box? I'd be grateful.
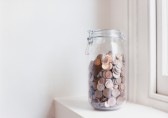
[162,0,168,76]
[157,0,168,96]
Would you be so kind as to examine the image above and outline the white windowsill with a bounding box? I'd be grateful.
[54,96,168,118]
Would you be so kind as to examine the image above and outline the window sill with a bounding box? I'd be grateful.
[54,96,168,118]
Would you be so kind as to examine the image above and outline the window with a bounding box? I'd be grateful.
[156,0,168,96]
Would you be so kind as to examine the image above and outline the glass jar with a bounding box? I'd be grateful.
[86,29,126,110]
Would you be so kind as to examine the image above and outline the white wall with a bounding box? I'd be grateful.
[0,0,127,118]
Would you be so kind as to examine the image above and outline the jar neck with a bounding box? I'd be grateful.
[88,29,125,40]
[85,29,125,55]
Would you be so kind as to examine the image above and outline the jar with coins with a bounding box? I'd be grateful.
[86,29,126,110]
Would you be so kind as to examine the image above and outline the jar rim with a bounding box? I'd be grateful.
[88,29,125,40]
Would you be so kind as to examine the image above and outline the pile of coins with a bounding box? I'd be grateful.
[89,51,126,110]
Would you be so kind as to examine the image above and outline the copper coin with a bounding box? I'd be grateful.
[109,63,113,70]
[103,88,112,98]
[107,55,113,62]
[98,78,106,85]
[97,84,105,91]
[102,63,110,70]
[95,90,103,98]
[103,57,109,64]
[97,54,103,59]
[108,97,116,106]
[105,70,113,79]
[98,71,103,77]
[94,58,101,66]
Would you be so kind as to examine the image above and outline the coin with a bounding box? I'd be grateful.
[97,84,105,91]
[103,88,112,98]
[97,54,103,59]
[98,71,103,77]
[108,97,116,106]
[98,78,106,85]
[94,58,101,66]
[116,54,122,61]
[116,77,122,84]
[117,96,125,105]
[121,77,125,83]
[102,56,109,64]
[116,62,122,69]
[113,84,119,89]
[112,89,120,97]
[105,101,110,107]
[105,54,112,63]
[102,63,110,70]
[105,70,113,79]
[92,81,97,90]
[95,90,103,98]
[120,92,125,97]
[89,52,126,109]
[109,63,113,70]
[120,70,125,77]
[119,83,125,91]
[105,79,113,89]
[113,72,120,79]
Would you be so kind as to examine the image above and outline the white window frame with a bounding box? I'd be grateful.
[155,0,168,96]
[149,0,168,102]
[128,0,168,112]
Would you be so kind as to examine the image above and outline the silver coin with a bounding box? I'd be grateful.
[107,97,116,106]
[105,79,113,89]
[119,83,125,91]
[121,77,125,83]
[113,72,120,79]
[113,84,119,89]
[105,101,110,107]
[112,89,120,97]
[116,77,122,84]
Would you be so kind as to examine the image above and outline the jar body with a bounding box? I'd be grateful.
[88,29,126,110]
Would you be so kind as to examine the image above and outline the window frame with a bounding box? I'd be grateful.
[128,0,168,112]
[149,0,168,102]
[155,0,168,96]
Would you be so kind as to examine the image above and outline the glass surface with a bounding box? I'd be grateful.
[161,0,168,76]
[87,30,126,110]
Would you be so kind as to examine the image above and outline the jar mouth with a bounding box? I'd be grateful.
[88,29,125,40]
